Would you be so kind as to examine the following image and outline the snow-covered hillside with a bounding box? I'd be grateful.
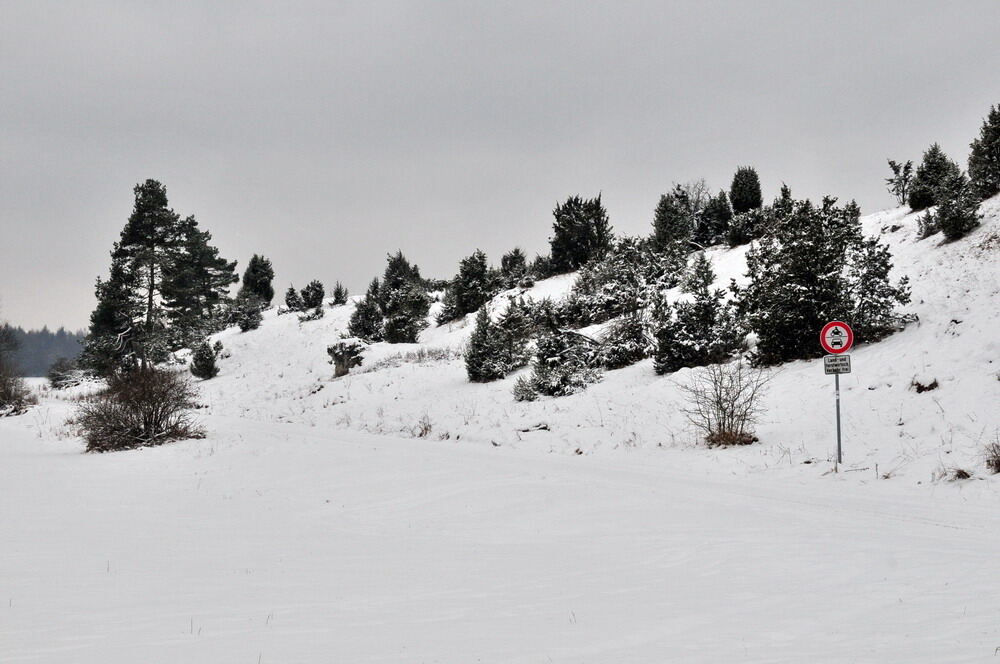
[200,199,1000,483]
[1,199,998,663]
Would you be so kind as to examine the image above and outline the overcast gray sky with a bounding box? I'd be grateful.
[1,0,998,330]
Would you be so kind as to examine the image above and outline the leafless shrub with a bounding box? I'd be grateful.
[985,439,1000,474]
[0,356,34,417]
[76,368,204,452]
[677,362,771,447]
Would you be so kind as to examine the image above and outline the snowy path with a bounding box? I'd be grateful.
[2,414,998,663]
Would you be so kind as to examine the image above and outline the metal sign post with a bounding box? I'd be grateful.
[820,322,854,470]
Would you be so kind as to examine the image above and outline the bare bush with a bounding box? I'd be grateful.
[77,368,204,452]
[677,362,771,447]
[327,338,365,377]
[985,439,1000,474]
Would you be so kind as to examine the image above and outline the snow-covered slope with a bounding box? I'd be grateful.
[2,199,999,663]
[199,198,1000,483]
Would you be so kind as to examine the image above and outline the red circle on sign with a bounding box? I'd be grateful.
[820,321,854,354]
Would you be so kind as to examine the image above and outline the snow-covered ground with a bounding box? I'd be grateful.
[1,201,998,662]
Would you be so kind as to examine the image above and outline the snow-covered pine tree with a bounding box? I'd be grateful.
[465,308,505,382]
[729,166,763,215]
[549,194,613,273]
[300,280,325,310]
[438,249,493,325]
[233,295,263,332]
[848,237,911,344]
[695,190,732,247]
[968,104,1000,201]
[653,253,740,374]
[500,248,527,288]
[189,340,220,379]
[652,186,695,251]
[162,215,238,350]
[80,253,142,375]
[81,180,182,373]
[932,170,983,241]
[908,144,961,211]
[332,282,349,305]
[522,327,601,397]
[598,312,650,370]
[733,196,872,366]
[348,278,384,342]
[379,252,430,343]
[238,255,275,306]
[284,285,304,312]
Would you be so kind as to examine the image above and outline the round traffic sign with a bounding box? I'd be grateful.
[820,321,853,354]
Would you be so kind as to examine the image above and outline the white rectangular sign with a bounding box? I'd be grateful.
[824,354,851,374]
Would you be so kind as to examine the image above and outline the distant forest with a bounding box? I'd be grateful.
[1,326,85,376]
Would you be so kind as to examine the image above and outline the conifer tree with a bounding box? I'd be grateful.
[284,285,304,311]
[968,104,1000,201]
[500,248,527,288]
[848,238,911,343]
[733,194,907,366]
[379,252,431,343]
[190,340,220,379]
[81,179,182,372]
[653,254,740,374]
[233,295,264,332]
[465,308,504,382]
[549,195,613,273]
[932,171,983,241]
[652,188,693,251]
[162,215,238,349]
[908,143,961,211]
[332,282,349,305]
[438,249,493,324]
[80,254,141,375]
[729,167,763,214]
[300,280,325,310]
[695,190,733,247]
[348,278,385,342]
[239,255,275,305]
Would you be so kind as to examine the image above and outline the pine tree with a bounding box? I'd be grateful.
[348,278,384,342]
[379,252,430,343]
[500,248,527,288]
[81,180,182,373]
[80,253,142,375]
[549,195,613,273]
[332,282,349,305]
[695,191,732,247]
[162,215,238,349]
[933,171,983,241]
[731,194,905,366]
[598,313,649,369]
[233,295,264,332]
[848,237,911,343]
[300,280,325,310]
[729,167,763,214]
[438,250,493,324]
[968,104,1000,201]
[651,188,693,251]
[465,308,504,382]
[284,285,304,311]
[653,254,740,374]
[885,159,914,206]
[190,340,220,379]
[908,144,961,211]
[239,255,275,305]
